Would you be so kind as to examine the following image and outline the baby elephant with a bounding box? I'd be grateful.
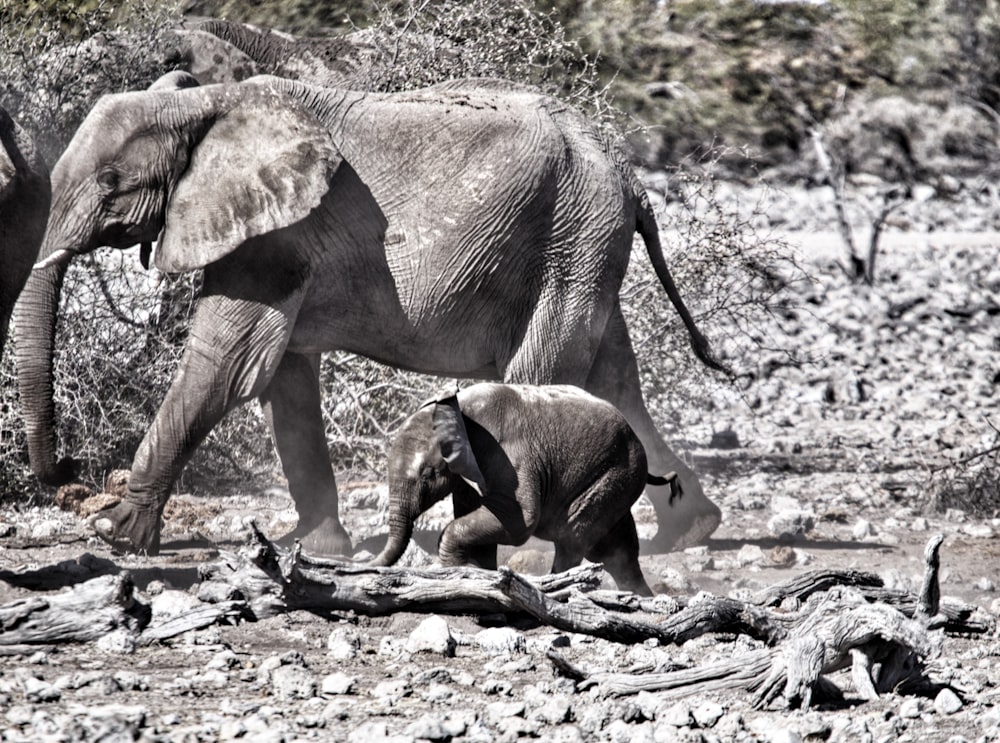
[369,383,680,595]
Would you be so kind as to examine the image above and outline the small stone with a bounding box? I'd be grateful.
[475,626,527,654]
[372,678,410,705]
[736,544,764,566]
[911,517,929,532]
[852,518,875,540]
[770,545,796,567]
[485,700,526,726]
[975,577,995,592]
[406,714,456,740]
[271,665,316,701]
[22,676,60,703]
[656,568,696,593]
[767,728,803,743]
[530,694,572,725]
[962,523,994,539]
[658,701,693,727]
[406,615,456,656]
[327,626,362,660]
[320,673,356,696]
[505,549,551,575]
[934,688,963,715]
[899,697,923,718]
[96,629,136,654]
[348,721,390,743]
[768,510,815,541]
[692,700,724,728]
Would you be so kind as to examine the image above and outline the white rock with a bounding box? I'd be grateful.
[96,629,136,655]
[270,665,316,701]
[692,700,724,728]
[657,568,695,593]
[899,697,923,718]
[321,672,357,696]
[768,510,815,540]
[327,627,362,659]
[406,615,456,656]
[911,517,929,531]
[852,518,875,540]
[475,626,527,654]
[530,694,572,725]
[658,701,693,727]
[766,728,803,743]
[934,687,963,715]
[962,523,994,539]
[736,544,765,566]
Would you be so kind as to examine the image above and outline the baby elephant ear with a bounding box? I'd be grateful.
[431,393,488,498]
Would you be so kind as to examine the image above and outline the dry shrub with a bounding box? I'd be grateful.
[926,427,1000,518]
[624,153,807,435]
[0,0,181,164]
[822,94,1000,182]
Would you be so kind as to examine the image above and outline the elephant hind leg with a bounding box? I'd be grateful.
[261,351,352,557]
[585,305,721,553]
[586,514,652,596]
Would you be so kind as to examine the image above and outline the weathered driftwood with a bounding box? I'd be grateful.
[197,526,990,653]
[560,535,954,710]
[139,601,247,646]
[200,525,699,644]
[0,574,149,646]
[747,534,987,636]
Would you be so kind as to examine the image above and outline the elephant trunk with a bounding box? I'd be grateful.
[13,252,77,486]
[368,486,421,567]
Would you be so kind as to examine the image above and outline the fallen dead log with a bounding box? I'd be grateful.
[0,573,149,646]
[574,590,942,710]
[553,534,956,710]
[748,534,989,635]
[139,601,247,646]
[199,524,696,645]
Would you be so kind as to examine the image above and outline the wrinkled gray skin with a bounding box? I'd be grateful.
[0,107,49,366]
[20,72,723,556]
[372,383,672,596]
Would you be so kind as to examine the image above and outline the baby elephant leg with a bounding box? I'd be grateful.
[586,514,652,596]
[439,499,527,569]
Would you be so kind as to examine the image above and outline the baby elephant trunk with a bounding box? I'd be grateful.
[368,500,417,567]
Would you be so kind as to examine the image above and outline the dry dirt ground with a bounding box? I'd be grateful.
[1,184,1000,742]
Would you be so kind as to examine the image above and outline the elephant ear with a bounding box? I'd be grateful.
[156,94,342,273]
[431,392,488,498]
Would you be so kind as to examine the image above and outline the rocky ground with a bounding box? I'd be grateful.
[2,178,1000,742]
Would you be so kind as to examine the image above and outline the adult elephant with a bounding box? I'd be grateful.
[20,73,724,556]
[0,106,49,362]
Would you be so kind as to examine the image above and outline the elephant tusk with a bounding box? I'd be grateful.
[32,249,76,271]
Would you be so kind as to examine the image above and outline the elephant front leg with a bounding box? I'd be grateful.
[439,495,528,568]
[91,365,230,555]
[93,295,296,555]
[260,351,352,557]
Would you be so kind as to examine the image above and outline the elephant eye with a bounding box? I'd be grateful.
[97,169,120,191]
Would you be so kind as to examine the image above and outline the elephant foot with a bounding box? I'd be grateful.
[91,501,161,555]
[279,515,353,558]
[649,502,722,553]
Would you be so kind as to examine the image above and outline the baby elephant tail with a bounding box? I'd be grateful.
[647,470,682,505]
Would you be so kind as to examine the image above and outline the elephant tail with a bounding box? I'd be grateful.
[647,470,682,505]
[634,179,730,376]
